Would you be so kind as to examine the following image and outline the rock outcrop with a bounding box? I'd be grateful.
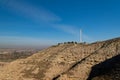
[0,37,120,80]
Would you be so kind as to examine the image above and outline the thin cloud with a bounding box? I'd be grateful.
[1,0,78,35]
[3,0,61,23]
[51,24,79,35]
[1,0,92,41]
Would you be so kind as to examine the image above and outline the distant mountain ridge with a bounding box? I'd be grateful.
[0,37,120,80]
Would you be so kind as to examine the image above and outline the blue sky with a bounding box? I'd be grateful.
[0,0,120,48]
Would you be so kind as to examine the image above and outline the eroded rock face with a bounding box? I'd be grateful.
[0,37,120,80]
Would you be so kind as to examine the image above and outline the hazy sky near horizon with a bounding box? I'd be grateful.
[0,0,120,48]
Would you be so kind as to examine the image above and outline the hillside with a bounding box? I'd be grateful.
[0,37,120,80]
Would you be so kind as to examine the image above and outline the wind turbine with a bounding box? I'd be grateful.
[80,29,82,43]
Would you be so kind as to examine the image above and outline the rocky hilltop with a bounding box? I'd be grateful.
[0,37,120,80]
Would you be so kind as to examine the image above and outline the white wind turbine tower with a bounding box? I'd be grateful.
[80,29,82,43]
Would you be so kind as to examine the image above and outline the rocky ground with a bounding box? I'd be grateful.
[0,37,120,80]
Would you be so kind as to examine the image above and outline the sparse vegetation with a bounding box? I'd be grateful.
[58,41,78,45]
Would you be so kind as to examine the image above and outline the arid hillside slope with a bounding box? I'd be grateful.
[0,37,120,80]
